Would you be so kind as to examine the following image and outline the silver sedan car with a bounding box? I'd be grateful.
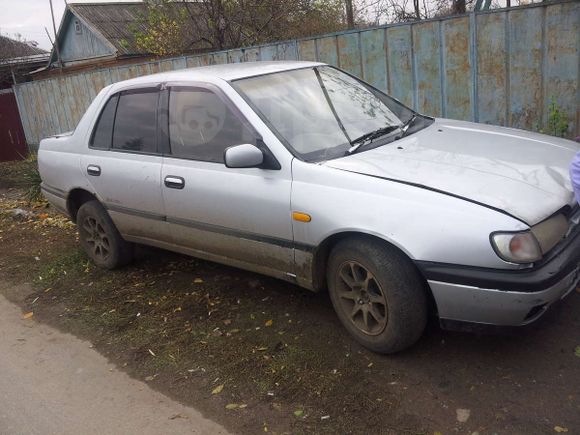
[39,61,580,353]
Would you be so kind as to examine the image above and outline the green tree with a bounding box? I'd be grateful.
[132,1,195,56]
[133,0,346,55]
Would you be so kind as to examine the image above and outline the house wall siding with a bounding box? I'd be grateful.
[58,15,114,64]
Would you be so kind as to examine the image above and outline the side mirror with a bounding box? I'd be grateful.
[224,144,264,168]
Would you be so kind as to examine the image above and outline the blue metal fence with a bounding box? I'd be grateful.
[13,0,580,145]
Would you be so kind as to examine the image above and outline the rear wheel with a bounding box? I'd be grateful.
[327,238,428,353]
[77,200,133,269]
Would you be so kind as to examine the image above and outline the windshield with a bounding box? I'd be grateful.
[234,66,423,162]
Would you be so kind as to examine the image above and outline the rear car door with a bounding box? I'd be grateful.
[81,85,170,243]
[160,83,294,278]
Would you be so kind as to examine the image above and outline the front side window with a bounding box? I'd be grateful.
[234,66,426,162]
[112,91,158,153]
[168,87,254,163]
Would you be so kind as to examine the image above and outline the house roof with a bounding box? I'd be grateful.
[0,35,47,60]
[68,2,152,56]
[51,1,203,64]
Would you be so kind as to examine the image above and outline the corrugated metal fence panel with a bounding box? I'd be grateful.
[544,2,579,134]
[476,12,507,126]
[14,1,580,146]
[413,21,443,117]
[387,25,414,108]
[298,39,317,61]
[442,16,473,121]
[360,28,387,92]
[508,7,544,130]
[337,32,361,77]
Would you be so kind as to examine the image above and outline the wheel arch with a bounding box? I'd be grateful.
[310,231,437,314]
[67,188,98,222]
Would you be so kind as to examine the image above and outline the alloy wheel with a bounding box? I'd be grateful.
[81,216,111,261]
[336,260,388,335]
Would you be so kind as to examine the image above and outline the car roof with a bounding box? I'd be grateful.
[111,61,324,90]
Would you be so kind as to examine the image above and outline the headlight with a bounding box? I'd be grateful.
[491,231,542,264]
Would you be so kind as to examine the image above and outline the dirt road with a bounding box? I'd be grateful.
[0,287,228,435]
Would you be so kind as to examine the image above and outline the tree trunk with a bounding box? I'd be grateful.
[345,0,354,29]
[413,0,421,19]
[452,0,466,14]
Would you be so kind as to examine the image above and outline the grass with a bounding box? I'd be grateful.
[0,155,44,203]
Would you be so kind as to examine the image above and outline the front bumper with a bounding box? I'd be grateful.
[418,219,580,326]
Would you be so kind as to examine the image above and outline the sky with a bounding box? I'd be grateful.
[0,0,141,51]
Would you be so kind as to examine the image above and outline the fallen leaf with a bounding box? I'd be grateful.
[22,312,34,319]
[212,384,224,395]
[574,346,580,358]
[144,375,155,381]
[294,409,304,417]
[148,349,156,357]
[456,408,470,423]
[225,403,239,410]
[194,278,203,283]
[554,427,568,433]
[265,319,273,327]
[239,404,247,409]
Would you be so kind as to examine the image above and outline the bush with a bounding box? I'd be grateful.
[20,154,43,203]
[0,154,43,203]
[547,98,570,138]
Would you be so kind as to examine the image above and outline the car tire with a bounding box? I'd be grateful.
[327,237,428,353]
[76,200,133,269]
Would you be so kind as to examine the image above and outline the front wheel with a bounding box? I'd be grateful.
[77,200,133,269]
[327,238,428,353]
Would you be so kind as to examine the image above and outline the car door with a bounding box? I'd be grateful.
[160,83,294,278]
[81,85,170,243]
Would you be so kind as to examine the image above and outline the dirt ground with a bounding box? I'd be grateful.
[1,163,579,435]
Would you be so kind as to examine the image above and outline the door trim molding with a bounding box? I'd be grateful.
[104,202,315,252]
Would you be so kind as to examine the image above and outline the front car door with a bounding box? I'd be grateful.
[81,85,169,243]
[160,82,295,280]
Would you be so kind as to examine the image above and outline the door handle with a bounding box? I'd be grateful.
[87,165,101,176]
[164,176,185,189]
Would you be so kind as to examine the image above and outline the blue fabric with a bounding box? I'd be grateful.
[571,151,580,205]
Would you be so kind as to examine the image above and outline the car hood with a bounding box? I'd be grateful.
[323,118,579,225]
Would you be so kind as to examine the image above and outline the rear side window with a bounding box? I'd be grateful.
[168,88,254,162]
[112,91,158,153]
[91,95,118,149]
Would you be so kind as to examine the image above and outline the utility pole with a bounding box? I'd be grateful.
[48,0,63,69]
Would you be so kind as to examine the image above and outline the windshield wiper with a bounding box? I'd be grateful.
[399,114,418,137]
[346,125,401,155]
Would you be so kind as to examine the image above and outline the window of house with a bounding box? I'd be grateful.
[168,88,254,163]
[90,94,118,149]
[112,91,158,153]
[74,20,83,35]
